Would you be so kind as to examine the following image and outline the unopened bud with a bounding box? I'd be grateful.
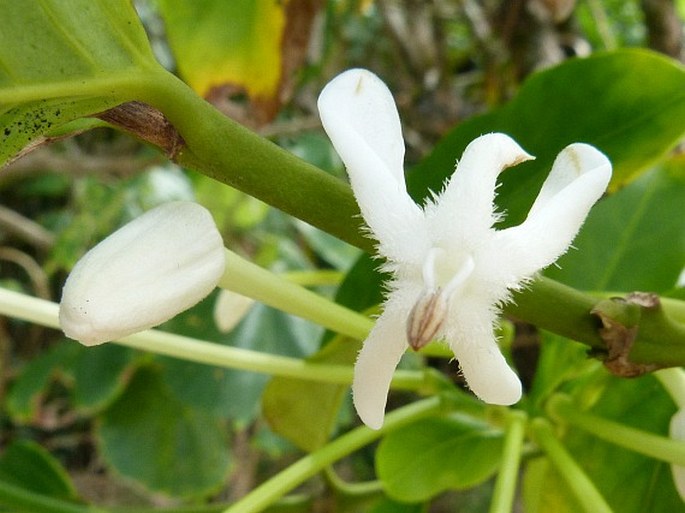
[59,201,226,346]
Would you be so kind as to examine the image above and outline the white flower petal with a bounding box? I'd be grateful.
[352,291,415,430]
[431,133,534,243]
[59,201,226,346]
[318,69,426,262]
[214,289,255,333]
[491,143,611,282]
[670,408,685,499]
[446,309,522,405]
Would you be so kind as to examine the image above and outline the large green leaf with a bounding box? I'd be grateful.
[407,50,685,228]
[376,416,504,502]
[98,366,230,498]
[546,162,685,293]
[0,0,159,165]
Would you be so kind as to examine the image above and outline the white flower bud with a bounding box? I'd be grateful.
[59,201,226,346]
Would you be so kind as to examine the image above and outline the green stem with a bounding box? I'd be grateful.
[324,468,383,498]
[656,368,685,408]
[0,287,424,390]
[489,411,527,513]
[283,270,344,287]
[222,397,444,513]
[134,72,369,250]
[220,249,371,341]
[530,418,613,513]
[547,394,685,466]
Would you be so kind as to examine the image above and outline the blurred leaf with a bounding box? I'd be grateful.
[295,220,361,271]
[0,0,159,166]
[367,498,424,513]
[546,162,685,292]
[160,298,320,424]
[525,377,683,512]
[6,341,79,423]
[158,0,320,121]
[376,416,503,502]
[0,441,78,500]
[71,344,137,414]
[407,49,685,228]
[98,366,230,499]
[262,335,360,452]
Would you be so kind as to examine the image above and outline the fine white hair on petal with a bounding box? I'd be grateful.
[670,409,685,499]
[59,201,226,346]
[318,69,428,264]
[352,290,416,430]
[490,143,612,283]
[432,133,534,243]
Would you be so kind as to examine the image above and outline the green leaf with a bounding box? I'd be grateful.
[376,416,504,502]
[98,366,230,499]
[407,49,685,228]
[6,341,79,423]
[525,377,683,513]
[0,441,78,500]
[160,298,319,424]
[0,0,160,165]
[71,344,137,414]
[546,163,685,293]
[262,335,360,452]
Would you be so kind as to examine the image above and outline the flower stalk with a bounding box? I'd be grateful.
[530,418,614,513]
[547,394,685,466]
[489,410,527,513]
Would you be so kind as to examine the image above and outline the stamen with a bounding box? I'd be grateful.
[407,254,475,351]
[406,288,448,351]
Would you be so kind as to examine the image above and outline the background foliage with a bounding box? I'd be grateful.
[1,1,684,512]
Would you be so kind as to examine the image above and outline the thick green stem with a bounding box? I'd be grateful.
[547,394,685,465]
[530,418,614,513]
[220,249,371,341]
[222,397,443,513]
[489,411,527,513]
[0,288,424,390]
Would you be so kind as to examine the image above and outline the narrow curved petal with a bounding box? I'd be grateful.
[445,307,522,405]
[59,202,226,345]
[318,69,426,262]
[352,290,415,430]
[490,143,611,283]
[670,409,685,499]
[431,133,534,244]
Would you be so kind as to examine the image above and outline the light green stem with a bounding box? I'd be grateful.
[547,394,685,465]
[220,249,371,341]
[0,287,423,390]
[489,411,527,513]
[222,397,443,513]
[530,418,613,513]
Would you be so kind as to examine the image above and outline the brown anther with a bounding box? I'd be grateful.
[406,289,448,351]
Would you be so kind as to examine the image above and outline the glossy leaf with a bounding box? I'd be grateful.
[376,416,504,502]
[0,0,159,166]
[98,367,230,498]
[546,162,685,292]
[0,441,78,500]
[407,50,685,228]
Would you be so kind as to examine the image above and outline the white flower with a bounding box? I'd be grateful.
[318,68,612,429]
[59,201,226,346]
[670,409,685,499]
